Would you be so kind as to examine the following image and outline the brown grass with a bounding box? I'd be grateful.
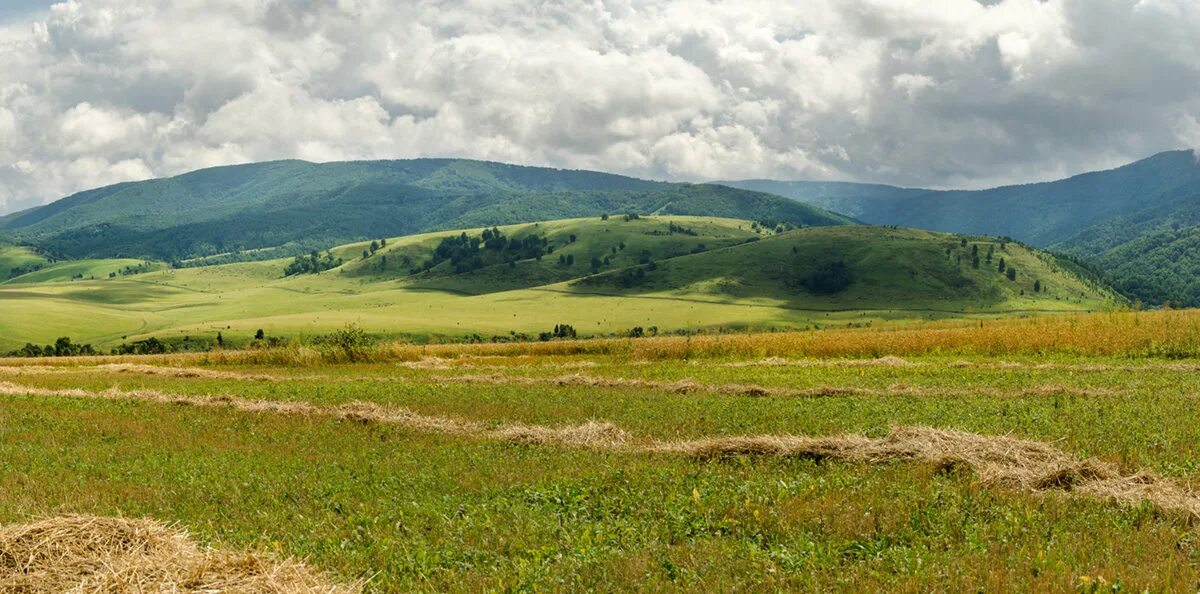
[0,515,358,593]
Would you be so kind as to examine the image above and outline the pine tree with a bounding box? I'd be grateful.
[998,258,1006,273]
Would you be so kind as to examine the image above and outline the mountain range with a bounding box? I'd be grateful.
[0,159,850,261]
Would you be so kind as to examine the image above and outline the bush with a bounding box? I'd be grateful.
[317,323,371,362]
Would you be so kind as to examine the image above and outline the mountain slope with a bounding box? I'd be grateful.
[721,150,1200,247]
[0,159,851,261]
[711,180,932,219]
[1054,192,1200,306]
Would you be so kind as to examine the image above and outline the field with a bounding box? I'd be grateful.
[0,217,1122,352]
[5,310,1200,591]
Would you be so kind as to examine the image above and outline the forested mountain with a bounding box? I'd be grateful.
[0,159,852,260]
[721,150,1200,247]
[1053,192,1200,306]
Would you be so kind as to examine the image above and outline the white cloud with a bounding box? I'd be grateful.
[0,0,1199,213]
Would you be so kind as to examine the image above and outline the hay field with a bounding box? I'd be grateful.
[4,312,1200,591]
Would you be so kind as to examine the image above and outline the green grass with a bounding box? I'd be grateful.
[0,244,50,279]
[2,258,164,285]
[0,218,1122,351]
[3,351,1200,591]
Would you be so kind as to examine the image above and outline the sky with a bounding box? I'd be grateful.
[0,0,1199,215]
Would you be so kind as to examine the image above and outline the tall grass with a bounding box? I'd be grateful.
[5,310,1200,367]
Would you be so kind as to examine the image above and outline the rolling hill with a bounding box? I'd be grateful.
[722,150,1200,306]
[0,244,52,280]
[0,216,1122,351]
[0,159,852,261]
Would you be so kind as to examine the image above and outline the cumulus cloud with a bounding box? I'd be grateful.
[0,0,1199,213]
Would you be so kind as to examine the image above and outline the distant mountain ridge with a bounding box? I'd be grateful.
[721,150,1200,247]
[0,159,852,260]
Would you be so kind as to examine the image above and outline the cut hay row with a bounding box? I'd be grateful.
[0,514,358,593]
[0,380,1196,520]
[952,360,1200,373]
[0,364,293,381]
[0,364,1123,399]
[97,363,293,381]
[722,357,1200,373]
[653,427,1200,517]
[0,382,629,449]
[721,355,920,368]
[439,373,1122,399]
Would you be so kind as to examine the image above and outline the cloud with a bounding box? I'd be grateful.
[0,0,1199,213]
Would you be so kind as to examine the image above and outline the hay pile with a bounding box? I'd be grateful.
[97,364,286,382]
[0,515,357,593]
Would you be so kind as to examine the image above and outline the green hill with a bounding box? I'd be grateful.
[2,258,164,285]
[0,159,851,261]
[572,226,1121,312]
[340,215,765,294]
[0,245,52,280]
[0,217,1121,351]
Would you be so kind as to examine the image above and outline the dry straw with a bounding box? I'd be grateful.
[0,515,358,593]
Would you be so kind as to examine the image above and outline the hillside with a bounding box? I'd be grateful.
[1054,192,1200,306]
[0,217,1121,351]
[0,159,851,261]
[721,150,1200,246]
[0,244,51,280]
[573,226,1120,312]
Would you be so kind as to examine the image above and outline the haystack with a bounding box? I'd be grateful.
[0,515,357,593]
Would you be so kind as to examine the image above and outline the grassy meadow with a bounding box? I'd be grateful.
[4,311,1200,591]
[0,217,1122,352]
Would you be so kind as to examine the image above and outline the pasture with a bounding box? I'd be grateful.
[3,311,1200,591]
